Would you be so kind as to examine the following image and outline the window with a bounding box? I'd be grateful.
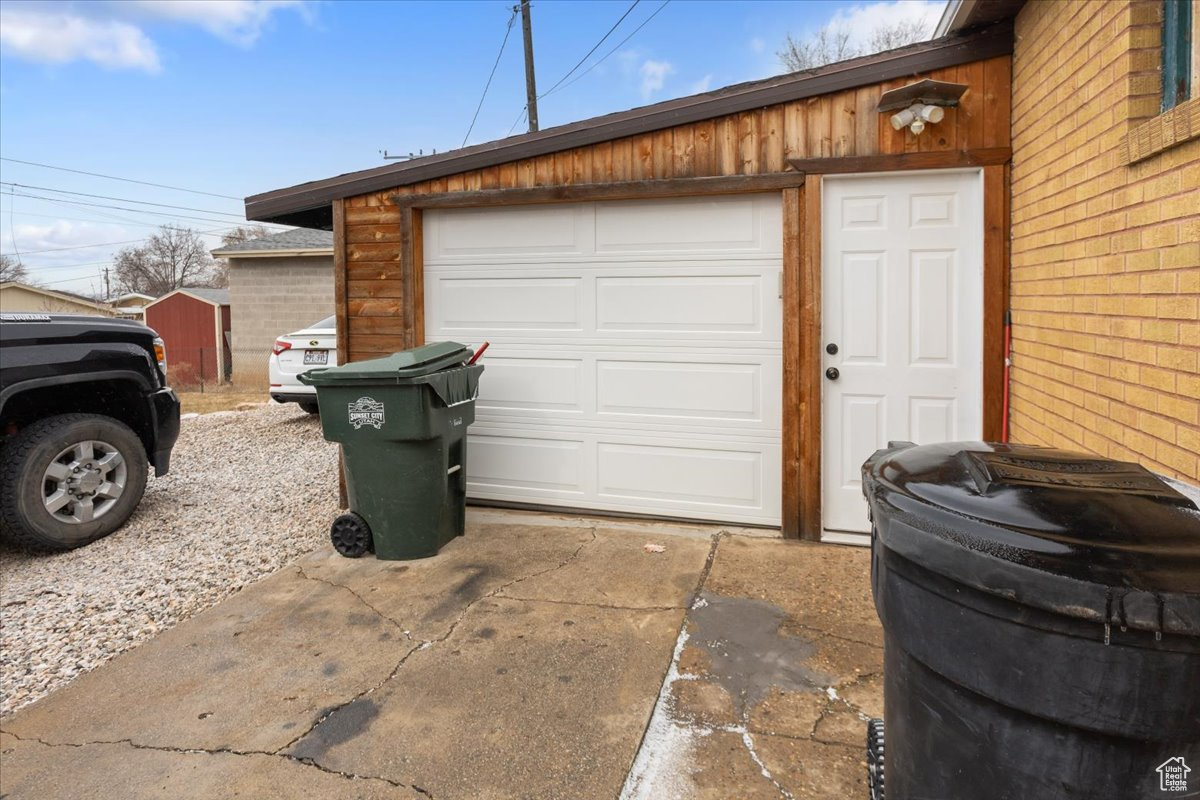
[1162,0,1195,110]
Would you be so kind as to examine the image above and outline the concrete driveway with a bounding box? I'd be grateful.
[0,510,881,799]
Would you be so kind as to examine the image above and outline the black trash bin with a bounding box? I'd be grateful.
[861,441,1200,800]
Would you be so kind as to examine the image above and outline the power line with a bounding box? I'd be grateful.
[0,182,248,218]
[5,190,275,228]
[0,208,214,229]
[539,1,641,98]
[463,8,519,147]
[544,0,670,98]
[2,224,246,256]
[0,157,243,200]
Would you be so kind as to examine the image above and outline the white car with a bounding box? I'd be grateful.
[268,315,337,413]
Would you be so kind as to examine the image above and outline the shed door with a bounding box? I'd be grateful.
[821,170,984,541]
[424,195,783,526]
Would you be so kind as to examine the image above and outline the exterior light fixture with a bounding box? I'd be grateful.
[877,79,968,136]
[890,103,946,135]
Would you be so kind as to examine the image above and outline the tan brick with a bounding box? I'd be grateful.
[1158,296,1200,319]
[1158,395,1200,426]
[1158,346,1199,373]
[1156,442,1199,481]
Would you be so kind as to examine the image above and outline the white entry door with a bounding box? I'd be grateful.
[424,195,783,526]
[821,170,983,541]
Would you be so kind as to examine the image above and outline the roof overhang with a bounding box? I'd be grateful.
[935,0,1024,38]
[212,247,334,259]
[245,21,1015,229]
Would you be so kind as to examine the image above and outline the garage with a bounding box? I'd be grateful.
[245,24,1014,539]
[423,195,783,525]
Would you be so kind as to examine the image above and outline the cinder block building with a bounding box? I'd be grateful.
[212,228,335,385]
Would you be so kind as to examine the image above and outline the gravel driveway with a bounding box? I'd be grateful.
[0,404,340,718]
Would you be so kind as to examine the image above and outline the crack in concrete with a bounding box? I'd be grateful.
[785,621,883,650]
[0,730,426,795]
[500,595,682,613]
[281,528,599,787]
[295,564,413,637]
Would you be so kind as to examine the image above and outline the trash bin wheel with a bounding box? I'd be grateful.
[330,512,373,558]
[867,718,885,800]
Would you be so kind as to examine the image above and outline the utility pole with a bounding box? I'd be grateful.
[103,267,111,302]
[519,0,539,132]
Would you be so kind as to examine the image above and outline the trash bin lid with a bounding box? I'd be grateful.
[299,341,472,385]
[863,441,1200,635]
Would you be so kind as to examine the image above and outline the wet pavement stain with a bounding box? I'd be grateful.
[289,698,380,762]
[687,591,832,715]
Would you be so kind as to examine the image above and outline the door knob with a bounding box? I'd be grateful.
[825,367,840,381]
[826,343,839,355]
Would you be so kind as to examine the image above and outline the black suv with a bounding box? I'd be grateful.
[0,313,180,550]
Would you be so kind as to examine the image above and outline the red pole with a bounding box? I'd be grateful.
[468,341,490,365]
[1001,311,1012,443]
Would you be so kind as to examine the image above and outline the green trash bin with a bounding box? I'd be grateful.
[298,341,484,560]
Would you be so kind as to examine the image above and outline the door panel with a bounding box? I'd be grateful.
[821,171,984,538]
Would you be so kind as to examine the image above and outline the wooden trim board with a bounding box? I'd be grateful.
[781,187,803,539]
[788,147,1011,175]
[798,179,823,541]
[390,173,805,209]
[332,198,349,510]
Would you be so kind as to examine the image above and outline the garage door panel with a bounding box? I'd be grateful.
[594,196,780,255]
[469,434,586,495]
[475,356,584,413]
[596,360,764,422]
[597,442,761,507]
[595,276,764,333]
[426,205,587,260]
[431,277,583,331]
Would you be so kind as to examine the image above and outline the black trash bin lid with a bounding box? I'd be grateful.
[863,442,1200,635]
[299,341,472,386]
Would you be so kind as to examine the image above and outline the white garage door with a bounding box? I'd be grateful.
[424,195,783,526]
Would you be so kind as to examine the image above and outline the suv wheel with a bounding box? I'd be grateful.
[298,401,320,415]
[0,414,149,550]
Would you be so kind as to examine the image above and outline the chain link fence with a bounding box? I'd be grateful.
[166,346,271,392]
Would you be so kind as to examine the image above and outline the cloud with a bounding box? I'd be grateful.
[0,7,160,72]
[0,1,309,71]
[749,37,766,55]
[823,1,942,53]
[689,74,713,94]
[639,59,674,100]
[124,0,309,47]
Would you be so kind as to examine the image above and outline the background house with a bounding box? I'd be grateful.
[242,0,1197,541]
[0,282,115,316]
[144,288,231,388]
[211,228,334,386]
[108,292,156,321]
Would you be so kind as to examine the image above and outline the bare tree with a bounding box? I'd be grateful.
[868,18,930,52]
[219,225,271,248]
[113,226,217,296]
[208,225,271,289]
[778,26,857,71]
[779,18,931,72]
[1,253,29,283]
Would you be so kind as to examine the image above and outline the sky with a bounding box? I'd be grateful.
[0,0,943,297]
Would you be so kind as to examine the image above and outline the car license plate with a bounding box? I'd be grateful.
[303,350,328,365]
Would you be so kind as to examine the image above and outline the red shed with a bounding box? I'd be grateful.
[144,288,231,386]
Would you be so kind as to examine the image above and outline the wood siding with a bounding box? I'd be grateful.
[334,54,1014,537]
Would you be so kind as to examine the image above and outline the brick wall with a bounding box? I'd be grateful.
[1010,0,1200,482]
[226,256,334,384]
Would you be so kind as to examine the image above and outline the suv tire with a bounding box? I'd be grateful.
[0,414,149,550]
[298,401,320,415]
